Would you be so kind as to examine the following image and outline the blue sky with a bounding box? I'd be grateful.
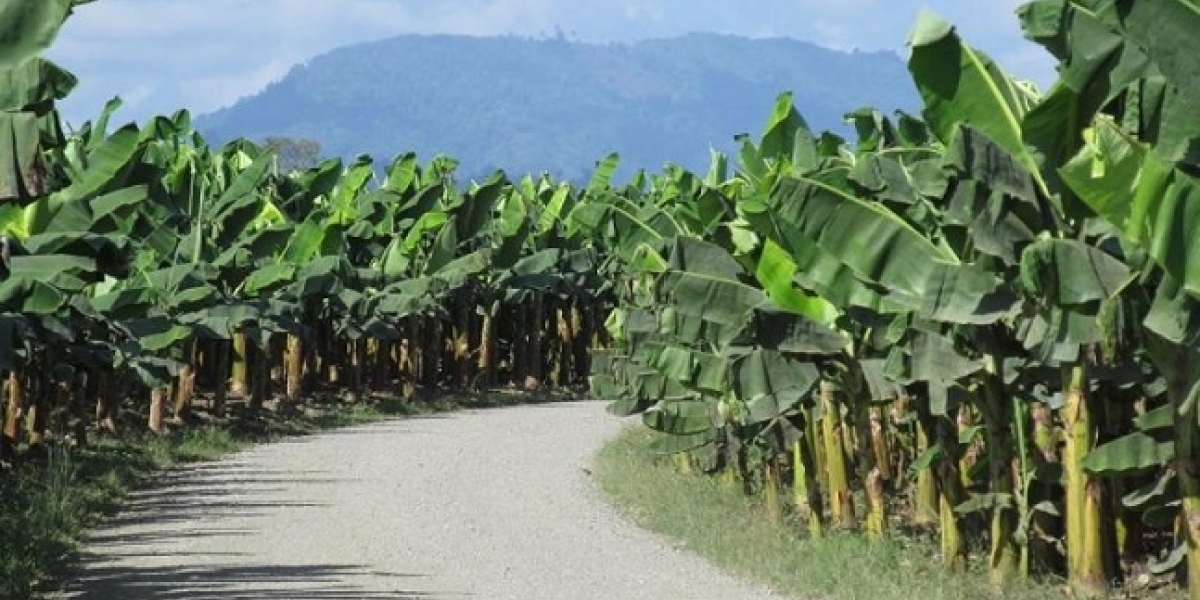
[48,0,1058,126]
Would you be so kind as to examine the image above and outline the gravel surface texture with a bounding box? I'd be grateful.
[59,401,777,599]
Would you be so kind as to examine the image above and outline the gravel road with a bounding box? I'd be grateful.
[59,401,777,599]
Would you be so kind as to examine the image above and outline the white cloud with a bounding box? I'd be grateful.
[809,19,854,51]
[622,2,666,22]
[178,58,294,112]
[120,83,156,110]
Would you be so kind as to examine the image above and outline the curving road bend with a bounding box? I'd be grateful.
[59,401,778,600]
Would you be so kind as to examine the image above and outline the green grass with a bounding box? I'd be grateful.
[1,437,172,599]
[593,426,1075,600]
[0,388,573,600]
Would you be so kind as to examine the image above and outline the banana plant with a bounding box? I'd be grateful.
[0,4,148,455]
[1062,114,1200,598]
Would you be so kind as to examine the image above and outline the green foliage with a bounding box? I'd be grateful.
[5,0,1200,598]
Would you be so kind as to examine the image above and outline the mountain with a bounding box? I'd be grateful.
[198,33,920,180]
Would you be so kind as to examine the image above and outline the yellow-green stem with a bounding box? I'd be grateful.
[865,468,886,541]
[286,334,304,402]
[937,416,969,572]
[763,460,783,525]
[793,440,823,538]
[673,452,693,475]
[820,380,855,529]
[1169,366,1200,600]
[173,363,195,421]
[231,331,249,397]
[148,386,167,435]
[1062,362,1108,596]
[478,310,496,386]
[2,370,24,458]
[914,424,940,527]
[982,356,1019,588]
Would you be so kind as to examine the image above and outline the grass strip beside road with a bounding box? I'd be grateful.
[593,426,1073,600]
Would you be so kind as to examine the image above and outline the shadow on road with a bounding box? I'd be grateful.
[62,563,448,599]
[58,460,460,600]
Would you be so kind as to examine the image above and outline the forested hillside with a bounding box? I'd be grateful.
[198,33,918,178]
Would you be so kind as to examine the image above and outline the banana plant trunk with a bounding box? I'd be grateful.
[373,338,392,392]
[981,357,1019,587]
[527,294,544,389]
[66,378,85,448]
[1110,395,1144,567]
[231,331,249,397]
[26,368,47,452]
[285,333,304,402]
[398,321,416,400]
[572,302,590,382]
[455,294,475,388]
[513,304,528,384]
[913,416,940,527]
[1031,401,1061,574]
[1170,368,1200,600]
[174,342,197,422]
[478,307,497,387]
[326,337,343,386]
[173,363,195,422]
[560,303,578,387]
[247,338,269,411]
[408,317,424,393]
[148,386,167,435]
[423,318,441,388]
[853,391,886,540]
[93,369,119,434]
[1062,362,1109,596]
[864,404,889,540]
[212,339,229,417]
[763,459,783,524]
[792,437,824,538]
[937,414,969,572]
[820,380,855,529]
[344,338,362,403]
[2,370,24,464]
[587,301,606,350]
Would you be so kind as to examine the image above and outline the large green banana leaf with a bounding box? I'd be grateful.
[0,57,75,111]
[1099,0,1200,163]
[0,276,63,313]
[1020,237,1130,300]
[0,58,76,200]
[752,238,840,325]
[0,112,47,200]
[908,10,1041,180]
[656,237,766,332]
[1061,117,1200,296]
[758,91,811,167]
[732,350,821,426]
[568,193,673,263]
[655,238,841,352]
[759,174,1017,324]
[587,153,620,192]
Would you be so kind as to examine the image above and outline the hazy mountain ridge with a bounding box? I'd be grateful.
[198,33,920,179]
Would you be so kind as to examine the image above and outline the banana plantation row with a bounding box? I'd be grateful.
[4,0,1200,599]
[586,3,1200,598]
[2,15,620,445]
[0,98,617,438]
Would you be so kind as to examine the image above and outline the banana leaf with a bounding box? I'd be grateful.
[0,0,74,69]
